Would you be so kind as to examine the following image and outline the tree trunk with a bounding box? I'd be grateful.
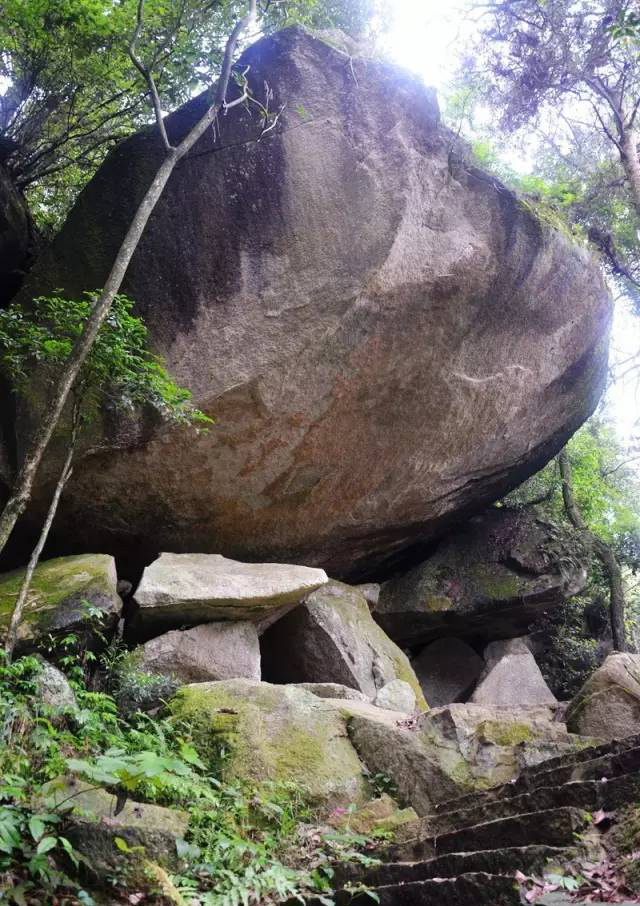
[0,0,257,558]
[558,449,627,652]
[621,128,640,220]
[4,403,80,661]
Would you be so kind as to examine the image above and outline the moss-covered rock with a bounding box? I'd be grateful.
[567,653,640,739]
[0,554,121,653]
[376,509,587,646]
[348,703,598,815]
[261,581,427,710]
[47,779,188,879]
[171,679,372,813]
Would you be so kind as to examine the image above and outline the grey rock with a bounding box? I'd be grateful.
[567,652,640,739]
[137,620,261,683]
[48,779,188,878]
[35,657,76,710]
[413,637,484,706]
[470,638,557,706]
[261,581,427,708]
[375,509,588,646]
[348,702,597,815]
[10,28,610,578]
[293,682,370,702]
[357,584,381,608]
[0,553,122,654]
[133,552,327,635]
[374,679,417,713]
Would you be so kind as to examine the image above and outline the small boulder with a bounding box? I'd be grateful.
[375,509,587,646]
[135,621,260,684]
[261,581,427,709]
[47,779,188,879]
[374,679,416,713]
[132,553,327,636]
[293,683,370,702]
[170,679,371,812]
[567,653,640,739]
[413,637,484,706]
[35,657,76,711]
[0,554,121,654]
[470,638,557,707]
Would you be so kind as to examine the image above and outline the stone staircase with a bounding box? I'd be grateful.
[326,733,640,905]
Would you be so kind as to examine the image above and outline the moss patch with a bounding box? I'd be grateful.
[0,554,120,647]
[171,679,371,813]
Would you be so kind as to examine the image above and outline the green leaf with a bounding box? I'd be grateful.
[36,836,57,855]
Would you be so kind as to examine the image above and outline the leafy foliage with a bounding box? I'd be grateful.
[0,0,387,232]
[0,292,211,430]
[0,621,384,905]
[502,418,640,695]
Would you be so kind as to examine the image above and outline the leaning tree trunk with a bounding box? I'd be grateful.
[558,449,627,652]
[0,0,257,558]
[4,402,80,661]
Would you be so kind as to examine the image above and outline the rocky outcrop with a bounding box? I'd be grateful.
[134,621,261,684]
[470,638,557,706]
[260,581,427,708]
[10,27,611,577]
[132,553,327,636]
[0,163,35,306]
[412,637,484,707]
[374,679,417,713]
[348,703,597,815]
[0,553,121,653]
[567,653,640,739]
[170,679,372,811]
[375,509,587,646]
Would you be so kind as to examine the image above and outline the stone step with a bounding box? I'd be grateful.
[385,807,587,862]
[336,844,571,888]
[433,771,640,835]
[329,872,521,906]
[435,739,640,815]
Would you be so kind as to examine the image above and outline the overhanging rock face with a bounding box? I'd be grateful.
[10,27,611,577]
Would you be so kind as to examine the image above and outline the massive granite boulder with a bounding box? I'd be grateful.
[0,163,35,306]
[8,28,611,577]
[375,508,587,646]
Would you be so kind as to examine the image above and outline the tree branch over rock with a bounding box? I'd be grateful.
[0,0,257,559]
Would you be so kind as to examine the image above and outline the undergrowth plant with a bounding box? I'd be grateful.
[0,643,383,906]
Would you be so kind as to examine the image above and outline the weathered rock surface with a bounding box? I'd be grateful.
[132,552,327,635]
[348,703,595,815]
[9,27,611,577]
[261,581,427,708]
[48,778,188,877]
[567,653,640,739]
[470,638,557,706]
[35,657,77,710]
[135,620,261,683]
[170,679,372,811]
[293,682,370,702]
[0,553,121,653]
[0,163,35,307]
[375,509,587,646]
[374,679,417,713]
[412,637,484,707]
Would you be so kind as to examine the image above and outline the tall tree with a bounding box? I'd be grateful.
[1,0,383,232]
[461,0,640,295]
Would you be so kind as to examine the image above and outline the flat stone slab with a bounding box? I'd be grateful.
[133,553,327,634]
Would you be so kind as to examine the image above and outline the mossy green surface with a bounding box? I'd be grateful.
[0,553,120,646]
[171,679,371,812]
[481,720,534,747]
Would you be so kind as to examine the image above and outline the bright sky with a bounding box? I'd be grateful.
[384,0,640,447]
